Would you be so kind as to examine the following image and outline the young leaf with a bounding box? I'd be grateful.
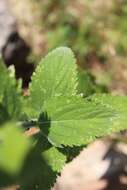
[30,47,77,111]
[39,96,117,147]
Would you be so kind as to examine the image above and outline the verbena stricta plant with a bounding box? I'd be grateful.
[0,47,127,189]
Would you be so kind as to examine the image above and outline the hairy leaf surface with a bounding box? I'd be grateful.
[39,96,117,147]
[30,47,77,111]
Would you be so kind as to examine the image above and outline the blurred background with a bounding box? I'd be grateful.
[1,0,127,94]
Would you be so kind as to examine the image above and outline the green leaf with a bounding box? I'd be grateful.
[2,85,22,120]
[77,70,96,96]
[30,47,77,111]
[23,133,66,173]
[20,136,56,190]
[77,69,107,97]
[0,123,31,176]
[42,146,66,172]
[0,59,9,100]
[39,96,116,147]
[0,104,10,125]
[91,94,127,132]
[21,96,39,121]
[0,61,22,122]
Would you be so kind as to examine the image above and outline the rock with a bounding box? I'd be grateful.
[0,0,16,53]
[53,139,127,190]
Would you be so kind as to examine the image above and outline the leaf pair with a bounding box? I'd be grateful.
[1,47,127,190]
[29,47,120,148]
